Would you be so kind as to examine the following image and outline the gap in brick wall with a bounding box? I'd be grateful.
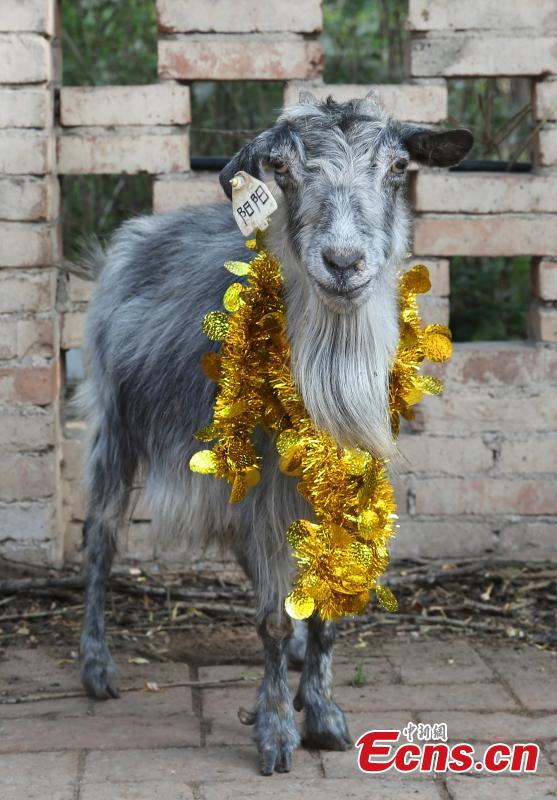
[450,257,530,342]
[190,82,284,158]
[61,0,157,86]
[447,78,534,165]
[62,175,153,261]
[322,0,407,84]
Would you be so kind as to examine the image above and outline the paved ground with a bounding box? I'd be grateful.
[0,634,556,799]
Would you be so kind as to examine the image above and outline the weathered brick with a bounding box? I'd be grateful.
[413,214,557,256]
[0,270,55,313]
[0,500,54,542]
[534,78,557,121]
[537,125,557,165]
[407,0,557,31]
[0,752,78,800]
[0,177,59,221]
[0,87,53,128]
[529,303,557,342]
[158,36,324,81]
[428,342,557,388]
[0,33,52,82]
[0,318,54,360]
[410,35,557,77]
[57,128,190,175]
[153,173,223,212]
[67,273,95,304]
[0,362,59,405]
[412,477,557,516]
[61,84,191,127]
[417,294,449,326]
[391,517,497,560]
[498,435,557,473]
[498,518,557,561]
[60,311,85,349]
[283,82,448,123]
[384,639,492,685]
[412,173,557,214]
[404,257,449,295]
[0,129,55,174]
[418,710,557,742]
[448,778,556,800]
[0,221,59,267]
[0,453,57,501]
[157,0,322,33]
[532,258,557,300]
[0,1,57,35]
[411,391,557,434]
[397,434,493,475]
[0,408,55,452]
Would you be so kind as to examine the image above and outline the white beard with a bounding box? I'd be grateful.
[283,271,399,458]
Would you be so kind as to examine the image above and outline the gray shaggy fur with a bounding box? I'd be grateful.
[79,93,472,773]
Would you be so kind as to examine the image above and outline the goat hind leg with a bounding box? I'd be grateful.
[80,425,134,700]
[294,615,352,750]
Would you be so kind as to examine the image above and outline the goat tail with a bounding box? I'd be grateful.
[59,236,106,282]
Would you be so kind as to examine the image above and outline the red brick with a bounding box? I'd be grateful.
[58,128,190,175]
[157,0,322,33]
[411,391,557,434]
[284,82,448,123]
[532,258,557,300]
[0,318,54,359]
[408,0,557,31]
[413,477,557,515]
[414,214,557,257]
[429,342,557,388]
[0,362,59,405]
[158,35,324,81]
[411,35,557,77]
[413,172,557,214]
[60,84,191,127]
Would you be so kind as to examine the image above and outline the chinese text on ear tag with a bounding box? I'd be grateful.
[230,171,277,236]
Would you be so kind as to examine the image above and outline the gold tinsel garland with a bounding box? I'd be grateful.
[190,235,452,621]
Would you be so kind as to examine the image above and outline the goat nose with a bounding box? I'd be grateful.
[322,247,365,273]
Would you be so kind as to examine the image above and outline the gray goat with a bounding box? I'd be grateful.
[79,92,473,774]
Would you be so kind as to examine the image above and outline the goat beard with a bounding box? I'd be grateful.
[285,272,400,460]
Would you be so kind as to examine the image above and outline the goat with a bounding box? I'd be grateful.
[79,92,473,775]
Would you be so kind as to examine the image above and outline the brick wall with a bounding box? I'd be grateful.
[1,0,556,569]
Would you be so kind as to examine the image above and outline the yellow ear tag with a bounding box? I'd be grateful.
[230,171,277,236]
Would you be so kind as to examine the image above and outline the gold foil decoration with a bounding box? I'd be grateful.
[189,244,451,621]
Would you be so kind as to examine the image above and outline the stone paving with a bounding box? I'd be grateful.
[0,635,556,799]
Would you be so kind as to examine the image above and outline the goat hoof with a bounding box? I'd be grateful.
[80,648,118,700]
[302,700,352,751]
[255,709,300,775]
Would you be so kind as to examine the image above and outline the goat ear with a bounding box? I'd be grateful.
[219,130,274,199]
[403,127,474,167]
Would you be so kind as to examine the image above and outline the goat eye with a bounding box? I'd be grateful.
[391,158,408,175]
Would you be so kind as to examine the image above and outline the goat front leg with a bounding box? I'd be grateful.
[253,608,300,774]
[294,614,352,750]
